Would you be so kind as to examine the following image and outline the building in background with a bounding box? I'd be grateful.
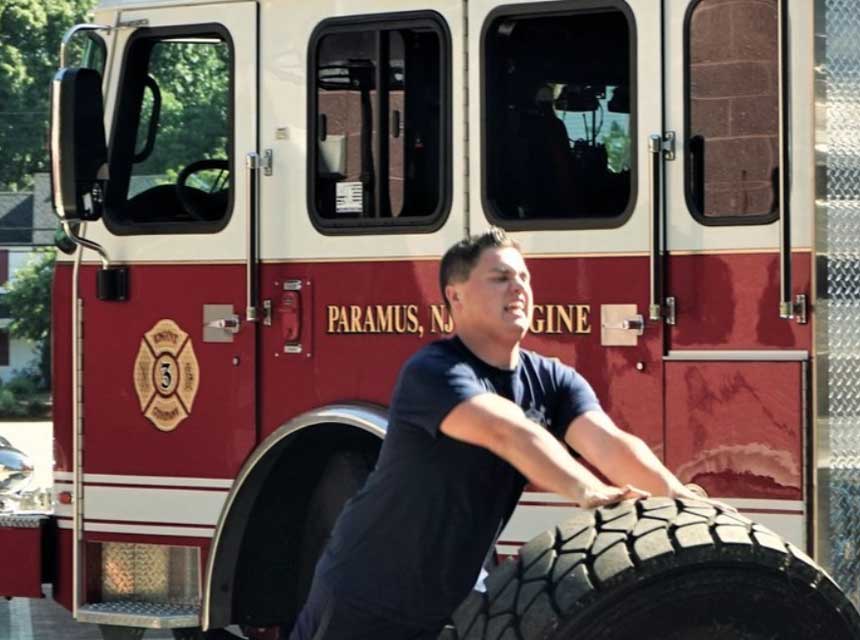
[0,173,57,383]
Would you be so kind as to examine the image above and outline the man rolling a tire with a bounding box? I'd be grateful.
[289,228,711,640]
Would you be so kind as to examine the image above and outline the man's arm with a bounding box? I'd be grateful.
[564,410,702,500]
[440,393,647,507]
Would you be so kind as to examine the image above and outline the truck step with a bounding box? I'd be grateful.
[77,601,200,629]
[0,514,47,528]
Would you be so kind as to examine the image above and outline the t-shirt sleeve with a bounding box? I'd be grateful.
[389,350,487,439]
[550,361,602,439]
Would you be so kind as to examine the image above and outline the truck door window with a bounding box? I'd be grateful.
[484,5,635,229]
[309,14,451,233]
[104,26,232,234]
[686,0,779,224]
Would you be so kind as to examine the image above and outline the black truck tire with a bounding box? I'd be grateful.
[294,450,375,606]
[442,497,860,640]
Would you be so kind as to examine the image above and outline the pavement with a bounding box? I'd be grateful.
[0,422,177,640]
[0,586,174,640]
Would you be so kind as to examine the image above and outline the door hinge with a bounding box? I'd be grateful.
[661,131,676,161]
[262,149,273,176]
[785,293,808,325]
[665,296,677,326]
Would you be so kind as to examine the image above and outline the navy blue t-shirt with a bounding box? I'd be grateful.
[312,337,600,630]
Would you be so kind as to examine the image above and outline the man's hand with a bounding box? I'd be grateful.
[576,483,650,509]
[670,484,738,513]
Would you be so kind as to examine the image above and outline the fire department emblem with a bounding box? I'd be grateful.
[133,319,200,432]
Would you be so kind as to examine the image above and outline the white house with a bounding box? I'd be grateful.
[0,173,56,383]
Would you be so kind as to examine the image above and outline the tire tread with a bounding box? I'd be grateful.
[443,498,860,640]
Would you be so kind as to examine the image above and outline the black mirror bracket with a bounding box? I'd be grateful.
[58,221,129,303]
[96,266,129,302]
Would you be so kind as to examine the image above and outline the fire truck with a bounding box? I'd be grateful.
[1,0,859,637]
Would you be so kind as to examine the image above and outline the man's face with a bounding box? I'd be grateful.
[447,246,533,342]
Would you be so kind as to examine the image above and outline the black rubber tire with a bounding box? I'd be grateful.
[443,497,860,640]
[294,450,375,608]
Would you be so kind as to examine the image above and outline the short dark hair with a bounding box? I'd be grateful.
[439,227,521,309]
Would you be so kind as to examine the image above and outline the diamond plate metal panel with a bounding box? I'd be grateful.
[101,543,199,606]
[103,542,137,599]
[77,600,200,629]
[134,544,170,602]
[819,0,860,608]
[0,515,46,528]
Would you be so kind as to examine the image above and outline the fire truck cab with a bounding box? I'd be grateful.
[1,0,859,637]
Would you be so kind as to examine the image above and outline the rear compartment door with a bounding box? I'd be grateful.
[661,0,813,548]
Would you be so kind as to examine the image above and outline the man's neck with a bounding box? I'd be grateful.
[455,329,521,370]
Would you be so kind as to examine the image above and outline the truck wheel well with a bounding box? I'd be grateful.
[215,423,381,630]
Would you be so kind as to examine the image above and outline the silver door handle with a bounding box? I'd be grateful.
[205,315,240,334]
[648,134,664,322]
[601,315,645,335]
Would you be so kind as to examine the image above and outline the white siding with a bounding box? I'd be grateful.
[0,249,48,382]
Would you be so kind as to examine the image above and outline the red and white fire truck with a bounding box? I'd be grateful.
[1,0,859,637]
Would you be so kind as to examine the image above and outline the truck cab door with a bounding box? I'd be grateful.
[51,1,259,622]
[468,0,664,553]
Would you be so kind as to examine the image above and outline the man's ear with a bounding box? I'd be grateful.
[445,284,460,308]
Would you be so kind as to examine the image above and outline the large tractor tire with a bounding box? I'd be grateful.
[442,497,860,640]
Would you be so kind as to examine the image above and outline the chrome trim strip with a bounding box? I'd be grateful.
[201,403,387,630]
[72,245,83,619]
[664,350,809,362]
[812,0,831,573]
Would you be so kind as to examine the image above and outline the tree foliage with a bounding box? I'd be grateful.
[5,250,55,386]
[0,0,229,193]
[0,0,96,191]
[132,39,230,185]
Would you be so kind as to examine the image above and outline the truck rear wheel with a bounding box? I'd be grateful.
[443,497,860,640]
[294,450,375,610]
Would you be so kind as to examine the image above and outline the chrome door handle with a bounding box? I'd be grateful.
[601,315,645,336]
[648,134,664,322]
[205,315,240,334]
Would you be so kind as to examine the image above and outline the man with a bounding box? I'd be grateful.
[290,228,707,640]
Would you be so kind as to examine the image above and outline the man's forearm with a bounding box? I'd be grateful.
[441,395,643,506]
[596,430,686,497]
[498,420,609,504]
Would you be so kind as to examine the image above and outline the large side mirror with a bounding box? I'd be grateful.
[50,67,108,222]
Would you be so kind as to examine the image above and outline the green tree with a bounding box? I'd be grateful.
[5,250,55,387]
[0,0,97,192]
[132,39,230,185]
